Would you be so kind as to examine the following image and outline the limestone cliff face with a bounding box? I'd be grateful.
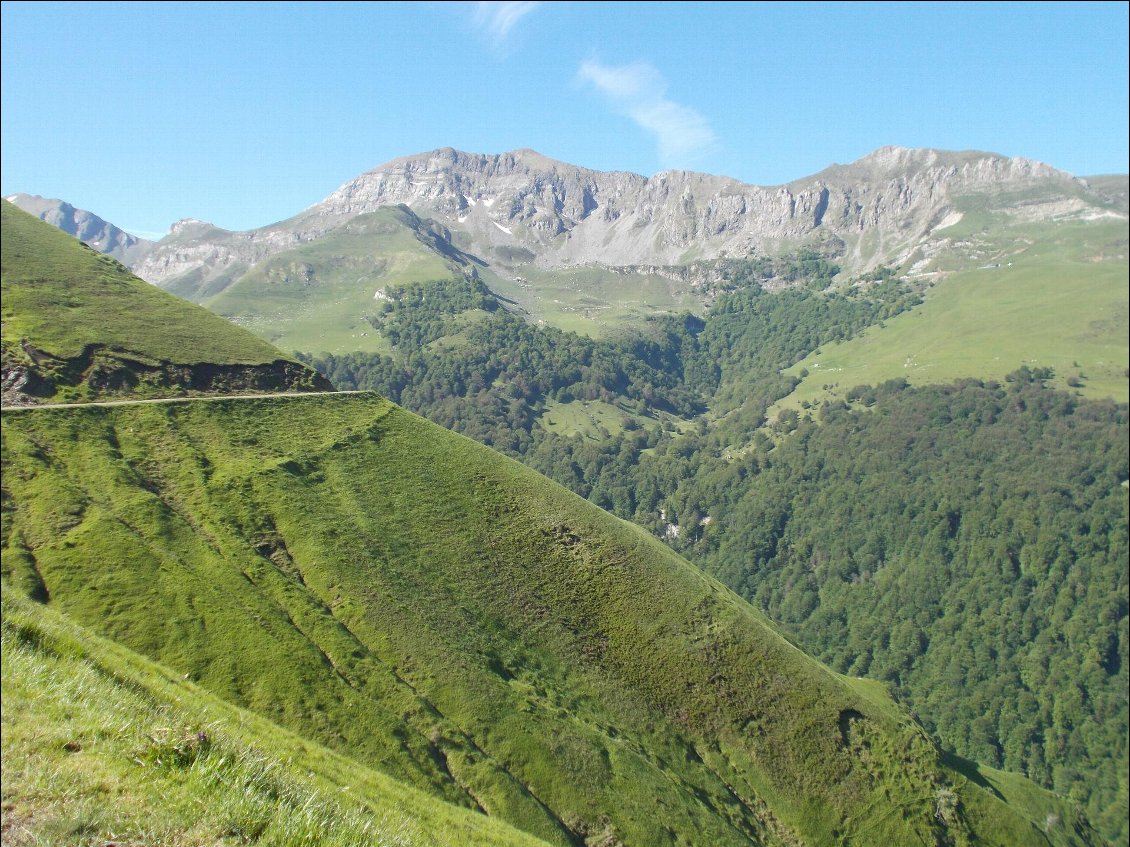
[5,193,153,265]
[130,146,1116,296]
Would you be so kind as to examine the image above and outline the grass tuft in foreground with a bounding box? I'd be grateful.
[0,587,551,847]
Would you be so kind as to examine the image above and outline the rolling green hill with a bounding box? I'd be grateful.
[1,202,330,404]
[772,217,1129,413]
[203,206,483,356]
[1,392,1096,846]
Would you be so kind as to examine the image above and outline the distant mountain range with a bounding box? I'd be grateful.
[8,147,1128,364]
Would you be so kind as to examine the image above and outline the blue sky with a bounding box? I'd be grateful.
[2,1,1127,238]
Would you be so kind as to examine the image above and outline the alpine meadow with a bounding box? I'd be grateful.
[2,4,1128,844]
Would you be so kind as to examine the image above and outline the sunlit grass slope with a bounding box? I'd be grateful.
[1,202,289,367]
[1,393,1094,846]
[484,264,704,338]
[0,589,552,847]
[1,202,327,402]
[775,218,1128,414]
[205,207,471,356]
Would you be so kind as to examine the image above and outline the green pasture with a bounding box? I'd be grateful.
[206,209,466,356]
[487,265,704,337]
[773,219,1128,417]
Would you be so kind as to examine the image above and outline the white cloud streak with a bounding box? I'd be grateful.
[578,59,716,164]
[473,1,541,45]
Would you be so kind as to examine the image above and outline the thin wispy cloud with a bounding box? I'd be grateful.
[473,1,541,46]
[578,59,717,165]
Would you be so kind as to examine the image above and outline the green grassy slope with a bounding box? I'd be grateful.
[205,207,475,356]
[483,264,705,338]
[1,202,329,403]
[1,393,1094,846]
[773,218,1129,415]
[0,588,552,847]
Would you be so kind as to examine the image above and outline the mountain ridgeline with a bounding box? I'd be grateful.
[102,146,1127,403]
[6,192,154,265]
[129,146,1115,297]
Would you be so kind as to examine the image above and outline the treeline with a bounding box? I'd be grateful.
[310,282,702,454]
[683,274,921,427]
[307,261,916,453]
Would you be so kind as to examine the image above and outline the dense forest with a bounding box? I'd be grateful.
[302,257,1129,843]
[692,375,1129,842]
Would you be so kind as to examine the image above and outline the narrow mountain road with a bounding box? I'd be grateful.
[0,390,373,413]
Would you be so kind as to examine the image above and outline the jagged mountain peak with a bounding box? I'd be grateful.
[166,217,224,237]
[377,146,602,176]
[361,144,1073,193]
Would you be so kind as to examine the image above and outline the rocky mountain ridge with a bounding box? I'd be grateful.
[126,145,1122,298]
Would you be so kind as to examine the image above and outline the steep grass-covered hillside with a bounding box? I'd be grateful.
[1,202,330,404]
[0,589,552,847]
[1,393,1095,846]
